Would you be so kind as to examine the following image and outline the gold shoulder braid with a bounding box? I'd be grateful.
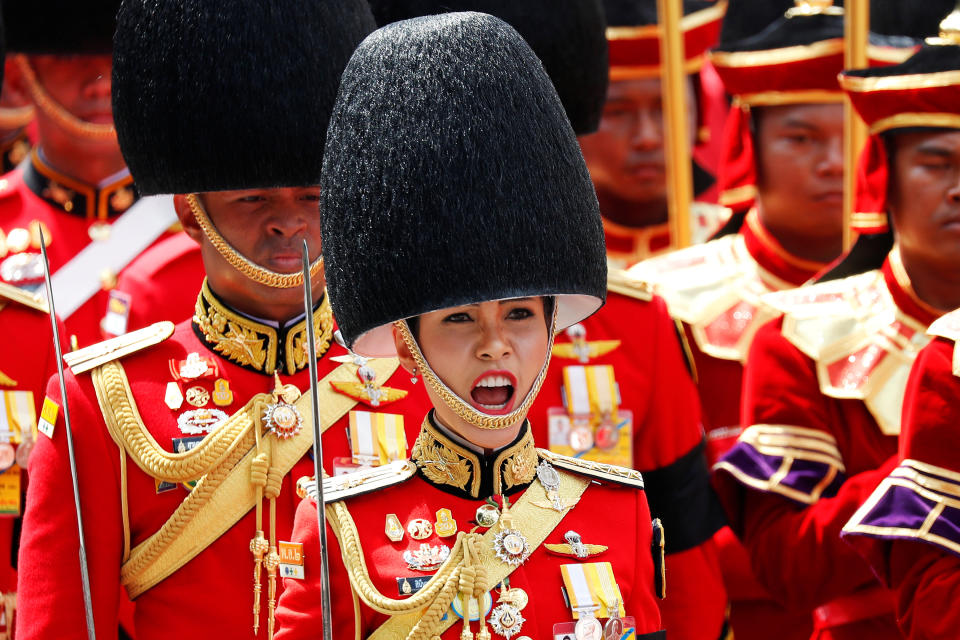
[193,279,334,375]
[410,416,538,498]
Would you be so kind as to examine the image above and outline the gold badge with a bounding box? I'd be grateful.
[185,386,210,408]
[475,503,500,528]
[434,508,457,538]
[544,530,608,560]
[212,378,234,406]
[164,382,184,411]
[385,514,404,542]
[407,518,433,540]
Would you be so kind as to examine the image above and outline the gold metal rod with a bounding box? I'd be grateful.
[657,0,694,249]
[843,0,870,251]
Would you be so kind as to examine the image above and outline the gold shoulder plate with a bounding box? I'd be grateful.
[297,459,418,504]
[0,281,49,313]
[606,266,652,302]
[537,448,644,489]
[64,321,175,374]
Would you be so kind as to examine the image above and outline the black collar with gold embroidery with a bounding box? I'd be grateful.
[192,279,334,376]
[410,412,538,499]
[23,148,137,219]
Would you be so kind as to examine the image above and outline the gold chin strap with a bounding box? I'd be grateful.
[786,0,844,18]
[186,193,324,289]
[0,104,35,131]
[14,55,116,141]
[394,304,557,431]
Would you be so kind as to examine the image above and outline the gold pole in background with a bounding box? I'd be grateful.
[657,0,693,249]
[843,0,869,251]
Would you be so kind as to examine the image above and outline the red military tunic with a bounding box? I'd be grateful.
[529,282,727,640]
[0,284,58,637]
[275,418,664,639]
[111,232,204,333]
[714,249,941,640]
[629,209,828,640]
[0,151,173,347]
[842,310,960,639]
[16,283,431,639]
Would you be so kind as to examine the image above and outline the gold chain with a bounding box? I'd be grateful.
[187,193,324,289]
[14,56,116,141]
[394,305,557,431]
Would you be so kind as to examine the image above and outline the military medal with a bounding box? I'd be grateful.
[434,508,457,537]
[14,432,33,468]
[402,542,450,571]
[475,502,500,528]
[5,228,29,253]
[568,422,594,453]
[0,444,14,471]
[603,599,623,640]
[532,461,580,512]
[330,364,409,408]
[177,408,228,435]
[262,374,304,439]
[1,252,44,285]
[385,514,405,542]
[492,499,530,566]
[594,418,619,450]
[212,379,234,406]
[489,602,525,639]
[551,324,621,363]
[451,591,493,622]
[574,609,602,640]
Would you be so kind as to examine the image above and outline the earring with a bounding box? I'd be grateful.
[410,367,419,385]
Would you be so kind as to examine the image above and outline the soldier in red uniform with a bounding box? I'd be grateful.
[528,6,730,640]
[836,25,960,640]
[275,13,665,639]
[0,2,178,348]
[16,1,431,638]
[582,0,730,267]
[713,9,960,637]
[627,2,950,637]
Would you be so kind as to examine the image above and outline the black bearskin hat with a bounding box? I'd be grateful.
[368,0,607,136]
[111,0,376,195]
[321,12,607,356]
[3,1,120,54]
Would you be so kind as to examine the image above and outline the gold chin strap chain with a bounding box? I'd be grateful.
[330,498,490,640]
[393,305,557,431]
[14,56,116,141]
[186,193,324,289]
[250,374,300,638]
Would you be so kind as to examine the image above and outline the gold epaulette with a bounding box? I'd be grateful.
[64,321,175,374]
[0,281,48,313]
[537,448,644,489]
[296,459,418,504]
[606,267,652,302]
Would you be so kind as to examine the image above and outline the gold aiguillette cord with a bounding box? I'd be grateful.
[250,413,268,634]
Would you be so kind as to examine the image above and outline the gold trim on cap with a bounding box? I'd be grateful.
[869,112,960,134]
[609,56,703,80]
[841,69,960,93]
[605,0,727,40]
[737,89,844,107]
[867,43,919,65]
[851,211,888,227]
[710,38,844,69]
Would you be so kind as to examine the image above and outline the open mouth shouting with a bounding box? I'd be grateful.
[469,370,518,415]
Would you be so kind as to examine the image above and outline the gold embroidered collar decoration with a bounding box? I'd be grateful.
[410,413,538,499]
[192,279,333,375]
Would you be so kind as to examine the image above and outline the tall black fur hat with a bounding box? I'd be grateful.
[367,0,607,135]
[322,12,607,356]
[112,0,375,195]
[3,1,120,54]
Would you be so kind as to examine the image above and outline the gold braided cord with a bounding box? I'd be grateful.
[331,500,466,617]
[92,360,273,482]
[187,193,324,289]
[14,56,116,141]
[394,306,557,431]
